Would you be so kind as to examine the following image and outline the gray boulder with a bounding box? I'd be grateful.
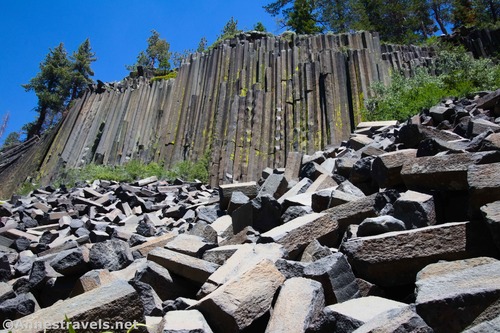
[89,239,133,271]
[304,253,360,305]
[415,257,500,332]
[357,215,406,237]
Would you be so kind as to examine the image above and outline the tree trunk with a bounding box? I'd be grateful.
[432,5,449,35]
[27,106,47,139]
[487,0,498,22]
[421,21,429,39]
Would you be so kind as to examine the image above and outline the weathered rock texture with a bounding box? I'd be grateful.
[0,31,435,197]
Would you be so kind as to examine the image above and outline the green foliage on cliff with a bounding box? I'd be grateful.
[364,47,500,121]
[151,71,178,82]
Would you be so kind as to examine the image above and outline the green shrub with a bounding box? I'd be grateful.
[363,48,500,121]
[436,49,500,96]
[165,156,209,183]
[56,157,209,188]
[151,71,177,82]
[57,160,168,187]
[363,68,446,121]
[16,181,39,196]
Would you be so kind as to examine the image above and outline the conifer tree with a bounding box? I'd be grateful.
[254,22,267,32]
[70,38,96,100]
[23,43,73,139]
[287,0,322,34]
[197,37,208,53]
[219,17,242,40]
[127,30,171,72]
[453,0,478,27]
[429,0,453,35]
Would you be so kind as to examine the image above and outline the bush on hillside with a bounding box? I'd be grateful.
[53,158,209,189]
[364,47,500,121]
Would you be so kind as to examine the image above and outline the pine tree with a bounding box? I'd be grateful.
[172,49,193,69]
[473,0,499,25]
[411,0,436,39]
[23,43,73,139]
[146,30,171,70]
[2,132,20,148]
[197,37,207,53]
[219,17,242,40]
[127,30,171,72]
[453,0,477,27]
[70,38,96,100]
[264,0,456,42]
[209,17,243,49]
[287,0,322,34]
[429,0,453,35]
[316,0,354,33]
[253,22,267,32]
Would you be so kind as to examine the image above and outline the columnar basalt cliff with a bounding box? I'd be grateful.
[1,91,500,333]
[0,31,435,197]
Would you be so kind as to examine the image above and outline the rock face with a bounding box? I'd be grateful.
[1,90,500,332]
[0,31,437,197]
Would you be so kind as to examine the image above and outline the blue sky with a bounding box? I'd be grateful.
[0,0,284,143]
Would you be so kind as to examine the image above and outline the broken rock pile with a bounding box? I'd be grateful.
[1,89,500,332]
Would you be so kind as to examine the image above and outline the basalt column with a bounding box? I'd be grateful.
[37,31,435,187]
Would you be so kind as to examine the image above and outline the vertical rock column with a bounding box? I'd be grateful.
[35,31,435,189]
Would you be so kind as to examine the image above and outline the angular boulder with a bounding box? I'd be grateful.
[165,234,217,258]
[231,195,282,233]
[162,309,214,333]
[11,280,144,333]
[49,247,89,276]
[193,259,285,333]
[148,247,219,286]
[415,257,500,333]
[265,277,325,333]
[468,163,500,214]
[324,296,408,332]
[481,200,500,251]
[219,182,258,210]
[304,252,360,305]
[341,222,494,286]
[198,243,285,297]
[259,213,331,259]
[353,305,433,333]
[393,190,436,228]
[357,215,405,237]
[401,153,475,191]
[88,239,133,271]
[0,292,40,322]
[258,173,288,199]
